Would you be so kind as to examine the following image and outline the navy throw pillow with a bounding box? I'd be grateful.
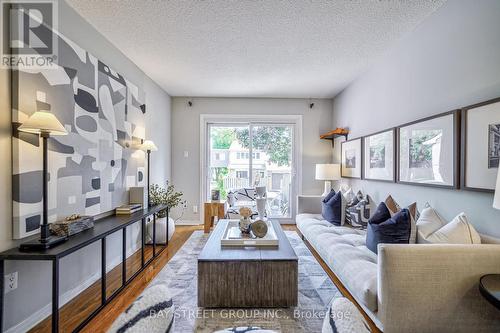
[366,203,411,254]
[322,191,343,226]
[322,189,336,203]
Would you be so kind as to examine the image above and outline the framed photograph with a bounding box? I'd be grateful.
[461,97,500,192]
[363,129,396,182]
[341,138,362,179]
[397,110,460,188]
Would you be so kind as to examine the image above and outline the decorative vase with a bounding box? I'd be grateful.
[227,192,235,206]
[239,216,252,234]
[256,198,267,220]
[146,216,175,244]
[255,186,266,198]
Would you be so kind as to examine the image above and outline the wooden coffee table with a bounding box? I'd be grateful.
[198,219,298,308]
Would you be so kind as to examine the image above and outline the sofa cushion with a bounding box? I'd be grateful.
[326,242,378,312]
[296,213,378,312]
[366,203,411,254]
[322,191,346,226]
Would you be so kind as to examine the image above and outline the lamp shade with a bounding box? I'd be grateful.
[141,140,158,152]
[315,164,341,181]
[18,111,67,136]
[493,167,500,209]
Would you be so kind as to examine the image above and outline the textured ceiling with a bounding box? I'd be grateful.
[66,0,445,98]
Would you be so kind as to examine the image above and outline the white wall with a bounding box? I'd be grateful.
[1,1,172,331]
[172,97,333,223]
[332,0,500,237]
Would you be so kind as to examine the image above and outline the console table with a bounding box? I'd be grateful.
[0,204,168,333]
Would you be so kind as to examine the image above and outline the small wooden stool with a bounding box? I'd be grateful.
[204,201,226,233]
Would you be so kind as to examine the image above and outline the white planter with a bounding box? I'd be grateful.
[146,216,175,244]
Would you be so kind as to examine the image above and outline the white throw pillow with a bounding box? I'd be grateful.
[341,187,355,204]
[416,208,481,244]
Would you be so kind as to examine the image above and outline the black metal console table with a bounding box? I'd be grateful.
[0,204,168,333]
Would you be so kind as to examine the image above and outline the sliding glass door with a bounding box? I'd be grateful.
[207,122,295,220]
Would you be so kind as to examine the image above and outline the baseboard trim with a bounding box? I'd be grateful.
[175,220,202,225]
[5,270,101,333]
[5,246,142,333]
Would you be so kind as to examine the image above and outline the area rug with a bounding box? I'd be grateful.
[144,231,342,332]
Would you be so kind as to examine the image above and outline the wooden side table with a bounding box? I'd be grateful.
[204,201,226,233]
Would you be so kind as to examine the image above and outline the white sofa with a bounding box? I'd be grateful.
[297,195,500,333]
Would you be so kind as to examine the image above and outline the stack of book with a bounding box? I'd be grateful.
[115,204,142,215]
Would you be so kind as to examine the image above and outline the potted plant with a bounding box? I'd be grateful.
[147,182,185,243]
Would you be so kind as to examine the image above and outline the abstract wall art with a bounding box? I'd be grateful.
[12,27,147,239]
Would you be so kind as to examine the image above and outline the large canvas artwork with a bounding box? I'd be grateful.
[12,30,147,239]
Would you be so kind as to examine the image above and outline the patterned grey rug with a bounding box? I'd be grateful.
[145,231,341,332]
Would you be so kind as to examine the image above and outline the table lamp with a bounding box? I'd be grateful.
[493,167,500,209]
[141,140,158,207]
[316,164,341,197]
[18,111,68,250]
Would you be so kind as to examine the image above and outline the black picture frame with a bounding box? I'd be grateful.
[396,110,460,189]
[461,97,500,193]
[341,137,363,179]
[362,128,397,183]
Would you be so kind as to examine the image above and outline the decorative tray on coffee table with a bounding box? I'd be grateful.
[221,220,279,247]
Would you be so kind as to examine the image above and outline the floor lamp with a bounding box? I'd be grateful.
[141,140,158,207]
[18,111,68,251]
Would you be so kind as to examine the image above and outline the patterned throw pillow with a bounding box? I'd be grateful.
[343,189,361,225]
[346,194,374,229]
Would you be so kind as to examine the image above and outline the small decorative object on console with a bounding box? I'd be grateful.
[251,219,268,238]
[115,204,142,215]
[239,207,253,233]
[50,215,94,237]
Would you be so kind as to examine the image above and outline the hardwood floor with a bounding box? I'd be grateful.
[28,224,380,333]
[29,225,202,333]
